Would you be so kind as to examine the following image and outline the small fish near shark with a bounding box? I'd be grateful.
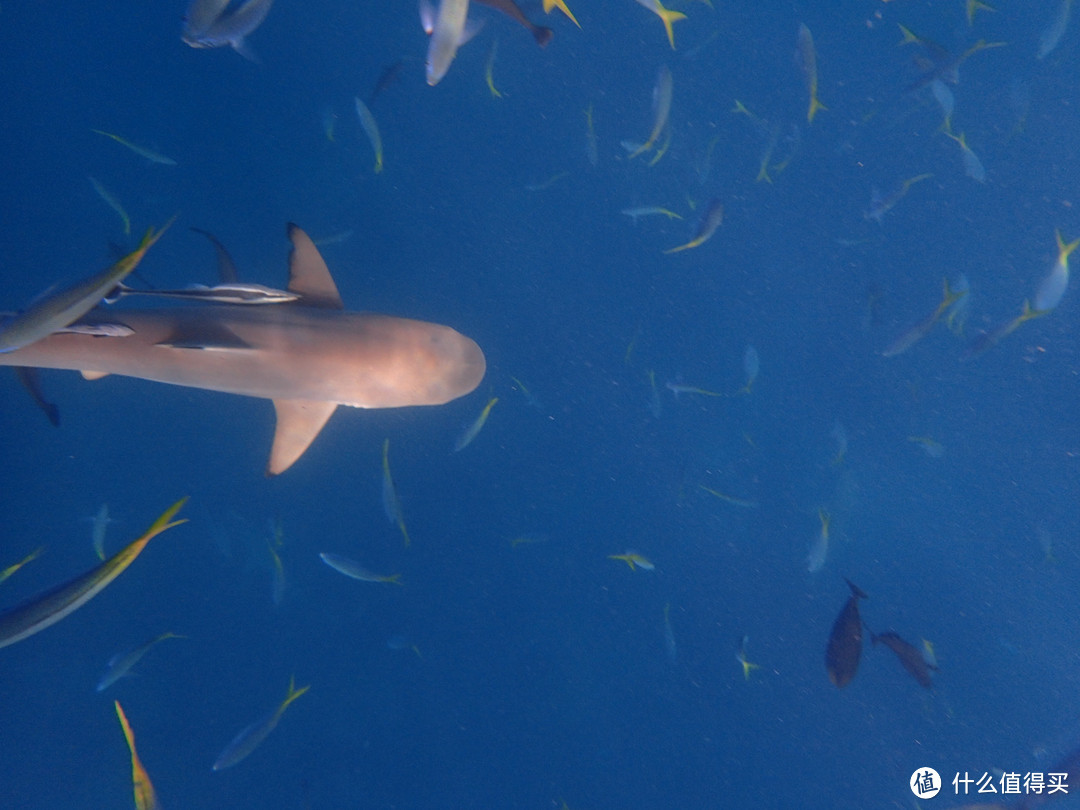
[0,225,486,475]
[182,0,274,61]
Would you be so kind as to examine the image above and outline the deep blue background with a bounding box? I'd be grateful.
[1,1,1079,807]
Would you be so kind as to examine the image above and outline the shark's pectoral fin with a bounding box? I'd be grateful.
[268,398,338,476]
[155,322,252,351]
[286,225,344,309]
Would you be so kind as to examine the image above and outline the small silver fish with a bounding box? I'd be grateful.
[319,552,401,584]
[182,0,274,61]
[96,632,184,692]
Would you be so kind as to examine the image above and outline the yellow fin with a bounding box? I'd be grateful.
[543,0,580,28]
[658,7,687,49]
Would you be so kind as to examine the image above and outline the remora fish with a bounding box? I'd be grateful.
[0,226,485,475]
[106,283,300,305]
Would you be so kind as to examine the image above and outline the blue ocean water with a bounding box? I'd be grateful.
[1,1,1079,807]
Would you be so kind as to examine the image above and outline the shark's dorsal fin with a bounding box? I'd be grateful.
[286,224,343,310]
[268,398,338,476]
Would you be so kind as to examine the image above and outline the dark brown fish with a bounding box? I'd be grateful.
[368,59,408,105]
[15,367,60,426]
[825,578,867,688]
[871,630,936,689]
[475,0,553,47]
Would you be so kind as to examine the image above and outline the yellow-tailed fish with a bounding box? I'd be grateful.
[943,130,986,183]
[646,368,661,418]
[695,132,721,182]
[731,98,765,125]
[736,635,760,680]
[699,485,758,509]
[524,171,570,191]
[621,206,682,222]
[319,552,402,584]
[796,23,826,124]
[381,439,410,547]
[485,38,503,97]
[454,396,498,451]
[312,228,355,247]
[1039,0,1072,59]
[584,103,599,167]
[353,96,383,173]
[629,65,673,159]
[756,127,779,184]
[91,130,177,166]
[90,503,112,560]
[945,274,971,334]
[114,701,160,810]
[963,299,1046,358]
[267,518,286,606]
[97,632,185,692]
[882,278,967,357]
[921,638,938,669]
[0,547,44,585]
[1033,230,1079,313]
[509,375,542,409]
[388,634,423,657]
[806,508,829,573]
[633,0,686,49]
[0,498,187,649]
[664,198,723,254]
[608,551,654,571]
[967,0,995,26]
[864,173,932,223]
[321,107,337,142]
[766,130,798,180]
[665,381,722,397]
[508,533,548,548]
[0,219,171,353]
[88,176,131,235]
[646,123,673,166]
[830,420,847,466]
[543,0,579,27]
[908,435,945,458]
[213,676,310,771]
[740,345,759,394]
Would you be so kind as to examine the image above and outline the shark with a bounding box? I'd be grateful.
[0,224,486,475]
